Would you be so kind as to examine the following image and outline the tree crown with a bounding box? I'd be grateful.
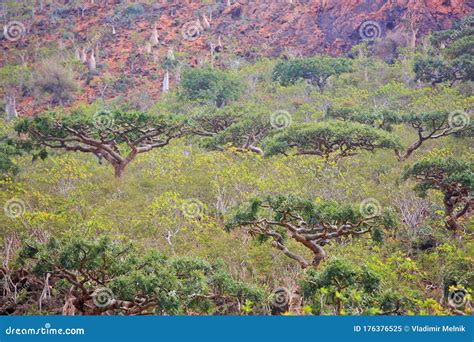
[263,121,401,158]
[180,67,242,107]
[402,156,473,197]
[272,56,352,90]
[18,236,265,315]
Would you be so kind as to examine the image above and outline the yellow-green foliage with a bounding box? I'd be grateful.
[1,49,472,316]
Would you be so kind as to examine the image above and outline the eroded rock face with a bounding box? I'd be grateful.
[10,1,468,58]
[2,0,471,115]
[210,0,471,56]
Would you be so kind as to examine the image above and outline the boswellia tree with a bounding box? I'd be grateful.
[188,104,243,138]
[272,56,352,92]
[0,122,20,178]
[326,107,402,131]
[395,111,472,161]
[327,108,472,161]
[180,67,242,107]
[0,120,44,179]
[190,103,275,155]
[0,138,20,178]
[226,195,397,269]
[15,109,184,178]
[300,258,388,315]
[263,121,401,159]
[414,20,473,85]
[13,237,265,315]
[403,156,473,231]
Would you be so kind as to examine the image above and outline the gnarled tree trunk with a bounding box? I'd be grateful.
[444,194,460,232]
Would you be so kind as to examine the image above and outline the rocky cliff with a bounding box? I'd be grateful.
[1,0,472,115]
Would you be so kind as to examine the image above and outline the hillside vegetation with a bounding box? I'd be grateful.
[0,6,473,316]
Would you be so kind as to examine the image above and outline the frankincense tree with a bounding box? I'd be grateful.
[226,195,397,269]
[15,109,185,178]
[14,237,266,315]
[263,121,401,159]
[403,156,473,232]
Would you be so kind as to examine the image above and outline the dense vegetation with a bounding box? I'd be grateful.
[0,16,473,316]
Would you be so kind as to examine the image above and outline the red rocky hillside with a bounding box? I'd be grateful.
[0,0,472,116]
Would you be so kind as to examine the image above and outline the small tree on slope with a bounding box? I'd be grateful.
[15,109,184,178]
[226,195,397,269]
[403,156,473,232]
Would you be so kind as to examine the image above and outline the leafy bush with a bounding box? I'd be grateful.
[180,68,242,107]
[414,21,473,85]
[14,237,267,315]
[273,56,352,92]
[30,61,78,105]
[403,156,473,231]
